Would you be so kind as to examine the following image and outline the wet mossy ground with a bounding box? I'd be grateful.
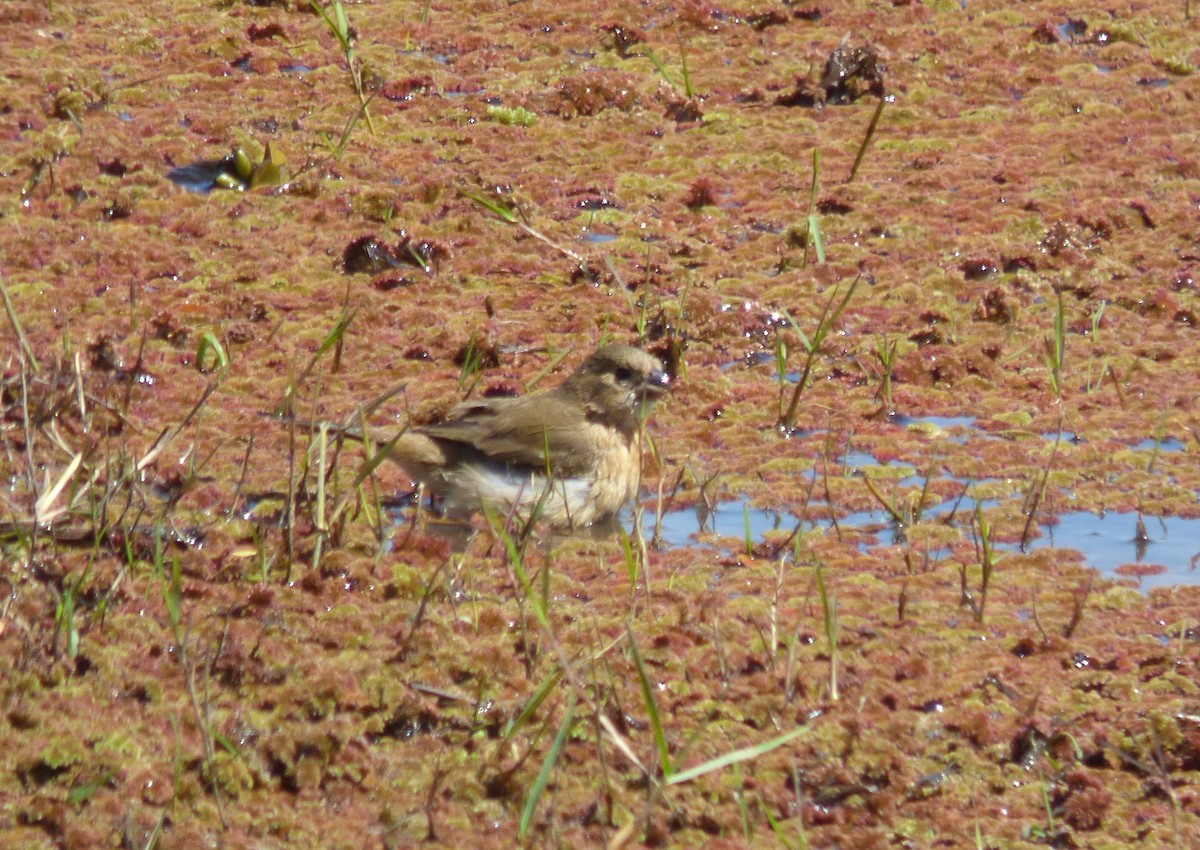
[3,1,1200,848]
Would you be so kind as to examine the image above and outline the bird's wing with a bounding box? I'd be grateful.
[417,394,604,477]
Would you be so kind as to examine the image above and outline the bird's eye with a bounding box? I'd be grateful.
[613,366,635,384]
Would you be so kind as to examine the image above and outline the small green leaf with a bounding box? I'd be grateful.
[196,332,228,373]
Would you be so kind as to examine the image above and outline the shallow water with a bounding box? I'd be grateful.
[650,498,1200,589]
[1027,511,1200,590]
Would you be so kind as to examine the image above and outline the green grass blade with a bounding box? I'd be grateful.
[640,47,678,90]
[329,91,378,159]
[195,332,228,373]
[504,668,564,740]
[484,503,549,628]
[679,41,693,97]
[163,554,183,641]
[353,426,407,484]
[759,795,806,850]
[814,564,838,701]
[280,309,358,412]
[668,725,808,785]
[628,626,671,780]
[806,212,825,265]
[457,188,519,223]
[848,94,885,182]
[806,149,824,264]
[0,271,39,371]
[519,697,576,841]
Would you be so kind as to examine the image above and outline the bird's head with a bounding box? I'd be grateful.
[561,344,670,433]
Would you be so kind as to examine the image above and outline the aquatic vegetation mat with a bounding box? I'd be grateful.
[3,0,1200,847]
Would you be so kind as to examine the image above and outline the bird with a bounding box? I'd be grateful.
[342,344,669,530]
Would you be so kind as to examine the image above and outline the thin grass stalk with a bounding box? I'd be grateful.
[975,503,996,624]
[18,357,38,525]
[759,795,805,850]
[734,764,752,841]
[228,435,254,516]
[770,556,785,659]
[1146,409,1170,475]
[848,94,886,182]
[0,271,39,371]
[278,307,357,415]
[310,423,328,571]
[678,39,694,97]
[1043,291,1066,397]
[136,381,218,472]
[1020,424,1062,550]
[779,275,860,430]
[284,368,299,583]
[1062,578,1092,638]
[862,474,905,526]
[310,1,376,135]
[640,47,680,92]
[618,526,639,595]
[458,188,588,267]
[742,502,753,557]
[503,668,565,741]
[814,564,838,701]
[326,424,406,533]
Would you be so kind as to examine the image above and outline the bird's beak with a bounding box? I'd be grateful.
[638,368,670,401]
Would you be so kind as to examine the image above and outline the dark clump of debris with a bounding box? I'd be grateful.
[777,39,886,108]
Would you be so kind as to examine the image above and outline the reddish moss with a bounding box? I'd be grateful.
[4,0,1200,847]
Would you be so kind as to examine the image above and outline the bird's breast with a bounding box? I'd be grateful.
[587,431,641,520]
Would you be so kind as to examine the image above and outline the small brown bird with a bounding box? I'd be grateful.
[369,344,669,529]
